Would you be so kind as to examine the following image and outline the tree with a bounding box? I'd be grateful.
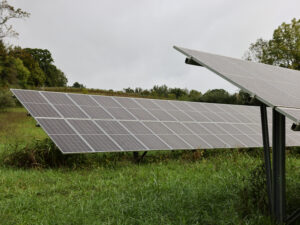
[169,87,188,99]
[0,0,30,39]
[201,89,235,104]
[25,48,67,87]
[10,46,46,86]
[244,18,300,70]
[72,82,85,88]
[188,89,202,101]
[0,41,30,87]
[151,85,169,98]
[123,87,134,93]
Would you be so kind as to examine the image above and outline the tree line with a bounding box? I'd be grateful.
[122,85,256,105]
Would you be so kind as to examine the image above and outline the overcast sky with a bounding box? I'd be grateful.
[7,0,300,93]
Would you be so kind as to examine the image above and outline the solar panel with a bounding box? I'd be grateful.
[174,46,300,125]
[11,89,300,154]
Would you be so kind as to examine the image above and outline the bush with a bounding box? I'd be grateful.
[0,89,15,109]
[2,138,89,169]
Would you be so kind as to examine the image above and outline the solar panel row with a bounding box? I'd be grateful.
[11,89,300,154]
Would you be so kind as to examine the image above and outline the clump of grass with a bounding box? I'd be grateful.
[1,138,89,169]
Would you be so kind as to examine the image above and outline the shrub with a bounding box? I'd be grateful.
[0,89,15,109]
[2,138,89,169]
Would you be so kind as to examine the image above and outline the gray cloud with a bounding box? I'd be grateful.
[8,0,300,93]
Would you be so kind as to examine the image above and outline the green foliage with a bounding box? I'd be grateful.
[0,89,15,109]
[123,87,134,93]
[72,82,85,88]
[188,89,202,101]
[151,84,169,98]
[201,89,236,104]
[169,87,188,99]
[25,48,67,87]
[245,18,300,70]
[0,41,67,88]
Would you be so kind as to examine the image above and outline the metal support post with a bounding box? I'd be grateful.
[260,104,273,215]
[272,109,286,223]
[133,151,148,163]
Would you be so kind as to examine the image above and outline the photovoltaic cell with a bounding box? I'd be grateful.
[68,119,104,134]
[82,135,121,152]
[148,109,176,121]
[42,92,74,105]
[114,97,141,109]
[11,89,47,103]
[155,100,178,111]
[126,108,157,121]
[167,110,194,121]
[185,111,211,122]
[68,94,97,106]
[135,135,171,150]
[120,121,152,134]
[199,135,227,148]
[158,135,192,149]
[11,89,300,154]
[164,122,193,134]
[135,98,160,109]
[95,120,130,135]
[105,107,136,120]
[37,118,75,135]
[81,106,113,119]
[215,134,246,148]
[143,121,174,134]
[171,101,195,111]
[49,135,92,153]
[111,135,147,151]
[54,105,88,118]
[183,123,211,134]
[201,123,225,134]
[91,95,120,108]
[23,103,61,118]
[179,135,211,149]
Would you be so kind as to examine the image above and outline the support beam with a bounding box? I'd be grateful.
[272,109,286,223]
[133,151,148,163]
[260,104,273,215]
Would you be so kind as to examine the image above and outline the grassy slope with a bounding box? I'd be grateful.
[0,108,299,225]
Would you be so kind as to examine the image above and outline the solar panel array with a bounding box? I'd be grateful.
[174,46,300,125]
[11,89,300,154]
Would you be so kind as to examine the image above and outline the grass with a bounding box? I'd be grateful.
[0,107,299,225]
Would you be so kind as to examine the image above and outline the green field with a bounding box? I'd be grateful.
[0,108,300,225]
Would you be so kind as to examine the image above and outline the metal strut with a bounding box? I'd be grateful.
[260,106,288,224]
[260,104,273,215]
[133,151,148,163]
[272,109,286,223]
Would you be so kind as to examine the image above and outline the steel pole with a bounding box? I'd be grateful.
[260,105,273,215]
[272,109,286,223]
